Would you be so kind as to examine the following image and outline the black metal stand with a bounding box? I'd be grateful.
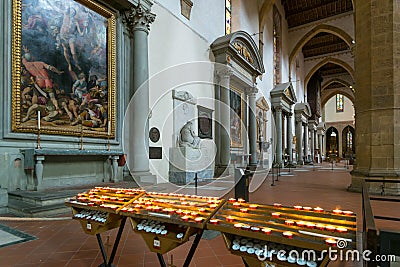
[157,253,167,267]
[97,217,127,267]
[183,230,204,267]
[242,257,250,267]
[194,173,198,196]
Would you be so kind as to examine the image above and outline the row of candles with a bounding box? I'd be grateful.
[228,199,354,216]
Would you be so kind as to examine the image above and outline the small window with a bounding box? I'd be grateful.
[336,94,344,112]
[225,0,231,34]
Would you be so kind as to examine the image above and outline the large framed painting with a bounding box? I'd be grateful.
[12,0,116,138]
[230,86,243,147]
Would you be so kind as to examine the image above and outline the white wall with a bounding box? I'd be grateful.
[154,0,225,43]
[324,95,354,122]
[148,3,220,182]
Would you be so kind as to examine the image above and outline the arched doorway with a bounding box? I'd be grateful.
[342,125,355,158]
[326,127,339,157]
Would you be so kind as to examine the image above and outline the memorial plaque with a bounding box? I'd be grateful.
[149,147,162,159]
[198,106,213,139]
[149,127,160,143]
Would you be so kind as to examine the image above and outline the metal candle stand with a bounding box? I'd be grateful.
[79,125,84,150]
[36,128,41,149]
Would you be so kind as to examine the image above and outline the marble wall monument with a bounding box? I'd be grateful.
[169,90,214,185]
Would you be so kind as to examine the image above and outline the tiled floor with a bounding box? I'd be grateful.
[0,162,399,267]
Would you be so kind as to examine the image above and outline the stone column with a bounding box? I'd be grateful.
[303,124,309,162]
[217,68,232,170]
[287,113,293,164]
[295,117,303,164]
[309,126,315,162]
[319,134,323,161]
[123,4,156,180]
[351,0,400,194]
[248,87,258,166]
[214,82,221,166]
[275,106,283,166]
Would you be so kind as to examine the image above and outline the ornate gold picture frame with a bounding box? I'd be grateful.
[12,0,116,138]
[230,86,244,148]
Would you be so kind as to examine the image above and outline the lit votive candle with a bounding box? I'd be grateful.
[272,212,281,218]
[175,209,183,215]
[296,221,306,227]
[314,207,324,212]
[325,225,336,232]
[181,201,189,206]
[306,222,316,229]
[210,219,219,224]
[238,198,246,203]
[198,208,206,212]
[240,208,248,213]
[285,220,295,226]
[226,216,235,222]
[249,204,258,209]
[333,209,343,215]
[229,198,236,202]
[336,227,348,233]
[234,223,242,228]
[251,226,260,232]
[283,231,293,238]
[294,205,303,210]
[195,217,204,223]
[325,238,337,246]
[343,210,354,216]
[233,202,241,207]
[241,224,250,231]
[274,203,282,207]
[303,206,312,211]
[316,223,325,230]
[191,212,198,217]
[209,204,218,208]
[262,228,272,234]
[181,215,190,221]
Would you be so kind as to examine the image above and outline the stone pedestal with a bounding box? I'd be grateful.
[0,189,8,214]
[169,143,214,185]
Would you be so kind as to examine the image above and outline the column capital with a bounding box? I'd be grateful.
[215,66,233,80]
[123,4,156,35]
[274,106,282,113]
[246,86,258,95]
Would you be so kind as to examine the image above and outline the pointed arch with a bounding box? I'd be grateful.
[321,88,355,108]
[321,78,352,91]
[304,57,354,88]
[289,24,353,74]
[259,0,276,29]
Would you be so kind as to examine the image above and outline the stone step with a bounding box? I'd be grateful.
[8,189,86,207]
[7,199,72,217]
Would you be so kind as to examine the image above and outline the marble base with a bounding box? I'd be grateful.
[168,145,215,185]
[169,169,214,185]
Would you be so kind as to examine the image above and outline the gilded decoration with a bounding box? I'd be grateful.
[12,0,117,138]
[232,41,254,65]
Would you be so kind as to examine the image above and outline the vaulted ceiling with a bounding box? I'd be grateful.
[281,0,354,87]
[281,0,353,29]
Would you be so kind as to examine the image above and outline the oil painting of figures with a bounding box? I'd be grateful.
[13,0,115,137]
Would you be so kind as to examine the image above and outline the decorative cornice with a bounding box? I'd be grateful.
[123,4,156,35]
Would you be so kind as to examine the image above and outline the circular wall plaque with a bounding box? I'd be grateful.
[149,127,160,143]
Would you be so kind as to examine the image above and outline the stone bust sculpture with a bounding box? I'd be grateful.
[178,121,201,149]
